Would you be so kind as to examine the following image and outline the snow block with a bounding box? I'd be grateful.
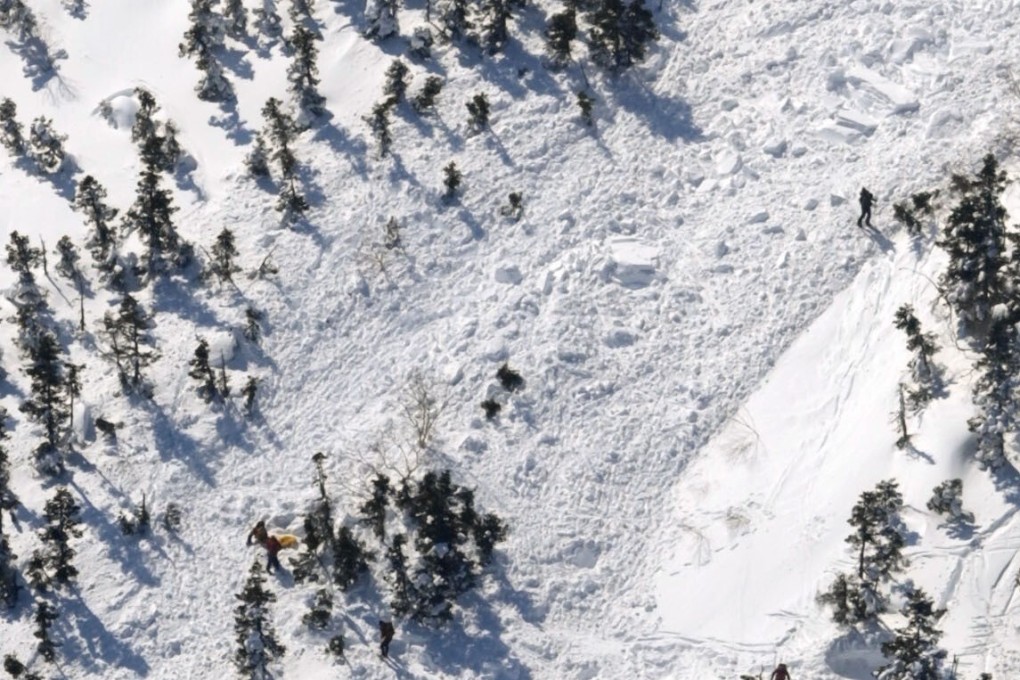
[604,237,659,289]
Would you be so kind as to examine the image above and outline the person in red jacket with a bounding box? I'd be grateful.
[771,663,791,680]
[264,534,283,574]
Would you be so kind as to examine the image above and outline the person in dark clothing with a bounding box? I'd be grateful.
[379,620,395,658]
[264,535,283,573]
[857,187,875,228]
[771,663,791,680]
[246,520,268,547]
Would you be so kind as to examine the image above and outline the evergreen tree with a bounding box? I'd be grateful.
[74,175,120,274]
[576,90,594,126]
[438,0,473,41]
[0,411,16,530]
[363,0,399,39]
[927,479,974,524]
[359,473,391,540]
[479,0,523,54]
[245,134,271,178]
[0,532,19,609]
[242,376,258,414]
[260,98,299,180]
[588,0,658,72]
[101,293,159,391]
[0,97,25,155]
[967,318,1020,469]
[131,88,161,147]
[28,117,67,173]
[54,236,82,284]
[234,560,286,678]
[276,179,309,223]
[122,166,189,278]
[179,0,232,102]
[63,361,82,444]
[188,338,219,403]
[6,229,41,287]
[3,653,42,680]
[937,154,1012,336]
[33,599,59,663]
[21,331,67,475]
[546,5,578,68]
[383,59,409,105]
[302,588,332,629]
[223,0,248,38]
[412,76,443,114]
[287,0,316,26]
[875,587,949,680]
[442,161,462,201]
[819,480,907,627]
[466,93,490,131]
[365,101,393,157]
[39,487,83,587]
[208,228,241,285]
[252,0,283,46]
[894,304,943,410]
[331,525,370,591]
[244,306,263,345]
[287,24,326,119]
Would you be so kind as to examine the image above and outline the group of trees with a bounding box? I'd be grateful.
[0,98,69,174]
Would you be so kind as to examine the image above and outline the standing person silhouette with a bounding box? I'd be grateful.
[771,662,791,680]
[858,187,875,228]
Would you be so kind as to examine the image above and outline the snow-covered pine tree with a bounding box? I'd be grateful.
[0,531,19,609]
[242,376,258,414]
[2,653,43,679]
[286,23,326,120]
[359,473,391,540]
[478,0,523,54]
[875,587,949,680]
[21,331,68,475]
[222,0,248,38]
[383,59,409,105]
[101,293,159,391]
[245,134,271,178]
[0,97,26,155]
[365,101,393,157]
[276,178,309,224]
[937,154,1012,337]
[188,338,219,403]
[39,487,83,587]
[62,361,82,445]
[260,97,299,180]
[967,317,1020,469]
[74,175,120,274]
[243,306,263,345]
[819,480,907,627]
[33,599,59,663]
[438,0,473,41]
[252,0,283,46]
[54,236,82,285]
[331,525,370,591]
[587,0,658,73]
[545,4,578,68]
[122,166,188,278]
[363,0,399,40]
[442,161,462,201]
[291,452,335,583]
[179,0,232,102]
[27,117,67,173]
[927,479,974,524]
[412,75,443,114]
[302,588,332,629]
[576,89,595,126]
[287,0,316,26]
[234,560,286,678]
[131,88,160,146]
[0,411,16,530]
[893,304,943,410]
[466,93,490,131]
[208,228,241,285]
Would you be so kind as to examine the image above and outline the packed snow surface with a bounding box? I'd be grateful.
[1,0,1020,678]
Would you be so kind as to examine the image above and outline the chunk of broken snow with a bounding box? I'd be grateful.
[762,139,787,157]
[747,211,769,224]
[605,236,659,289]
[715,150,742,176]
[845,66,920,114]
[495,265,523,285]
[102,92,139,130]
[833,110,878,135]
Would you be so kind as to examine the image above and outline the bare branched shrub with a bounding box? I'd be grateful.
[403,370,444,450]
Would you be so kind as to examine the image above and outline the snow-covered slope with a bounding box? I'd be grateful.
[2,0,1020,677]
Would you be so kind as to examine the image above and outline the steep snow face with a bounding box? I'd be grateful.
[1,0,1019,677]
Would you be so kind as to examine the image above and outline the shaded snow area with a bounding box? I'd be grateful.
[1,0,1020,678]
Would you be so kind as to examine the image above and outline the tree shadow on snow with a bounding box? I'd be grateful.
[311,122,369,178]
[823,627,889,680]
[415,591,532,679]
[60,588,151,677]
[605,77,701,143]
[6,35,66,91]
[13,155,80,203]
[942,517,977,541]
[145,403,216,487]
[986,459,1020,507]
